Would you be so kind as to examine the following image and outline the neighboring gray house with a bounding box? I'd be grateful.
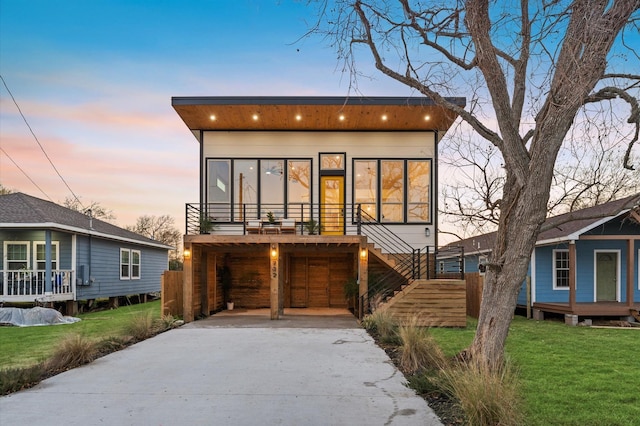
[0,192,172,313]
[452,193,640,321]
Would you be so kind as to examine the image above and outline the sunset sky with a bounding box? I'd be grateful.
[0,0,411,229]
[1,1,637,236]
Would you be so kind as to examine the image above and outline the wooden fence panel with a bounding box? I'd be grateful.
[161,270,183,317]
[465,273,483,318]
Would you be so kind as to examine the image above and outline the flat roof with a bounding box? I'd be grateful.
[171,96,465,132]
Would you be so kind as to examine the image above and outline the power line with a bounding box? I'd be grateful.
[0,146,53,201]
[0,74,84,209]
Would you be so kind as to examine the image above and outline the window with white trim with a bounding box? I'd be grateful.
[131,250,140,279]
[120,249,130,279]
[553,249,570,289]
[35,242,59,271]
[120,249,141,280]
[4,242,30,270]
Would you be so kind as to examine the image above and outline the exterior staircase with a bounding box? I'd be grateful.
[359,215,465,326]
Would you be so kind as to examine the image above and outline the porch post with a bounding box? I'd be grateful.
[569,241,576,310]
[45,230,52,294]
[183,242,194,323]
[270,243,281,320]
[627,239,634,307]
[200,248,209,317]
[358,241,369,319]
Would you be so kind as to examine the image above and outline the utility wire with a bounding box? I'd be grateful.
[0,74,85,209]
[0,146,53,201]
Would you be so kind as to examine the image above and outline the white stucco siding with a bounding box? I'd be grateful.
[201,131,435,158]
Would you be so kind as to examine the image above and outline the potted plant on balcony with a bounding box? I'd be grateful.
[304,219,321,235]
[199,215,217,234]
[266,211,277,225]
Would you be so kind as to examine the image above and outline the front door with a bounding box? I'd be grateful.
[320,176,344,235]
[596,252,618,302]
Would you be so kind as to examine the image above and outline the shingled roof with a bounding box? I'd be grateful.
[445,192,640,255]
[0,193,173,250]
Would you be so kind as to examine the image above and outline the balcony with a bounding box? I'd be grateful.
[0,270,75,303]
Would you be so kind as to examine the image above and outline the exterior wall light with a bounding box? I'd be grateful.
[270,244,278,259]
[183,248,191,259]
[425,228,431,237]
[360,248,367,259]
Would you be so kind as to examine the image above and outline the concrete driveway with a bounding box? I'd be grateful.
[0,309,442,425]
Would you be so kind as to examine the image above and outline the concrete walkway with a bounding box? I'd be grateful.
[0,309,442,425]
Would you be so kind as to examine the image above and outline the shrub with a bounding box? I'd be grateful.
[125,312,155,341]
[45,334,97,372]
[398,316,447,374]
[436,359,523,426]
[0,365,44,395]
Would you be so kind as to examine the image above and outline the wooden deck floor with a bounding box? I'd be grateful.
[532,301,640,317]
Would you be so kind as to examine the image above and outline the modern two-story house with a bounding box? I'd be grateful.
[172,96,468,325]
[0,192,173,313]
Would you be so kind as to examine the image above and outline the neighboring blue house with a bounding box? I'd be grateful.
[452,193,640,321]
[0,192,173,313]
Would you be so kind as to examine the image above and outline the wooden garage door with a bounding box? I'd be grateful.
[288,255,352,308]
[308,258,330,307]
[290,257,308,308]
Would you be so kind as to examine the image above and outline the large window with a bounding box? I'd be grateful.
[120,249,141,280]
[4,242,29,270]
[207,160,231,221]
[207,158,311,222]
[553,249,570,289]
[354,160,377,220]
[353,159,432,223]
[287,160,311,220]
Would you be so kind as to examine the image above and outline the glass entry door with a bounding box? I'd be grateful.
[320,176,344,235]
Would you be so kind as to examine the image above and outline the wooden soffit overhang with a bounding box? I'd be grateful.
[171,96,465,133]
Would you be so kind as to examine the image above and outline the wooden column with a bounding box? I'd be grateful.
[183,243,194,323]
[270,243,280,320]
[627,239,634,307]
[358,243,369,319]
[569,241,576,310]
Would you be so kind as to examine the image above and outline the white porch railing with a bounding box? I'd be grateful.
[0,270,75,302]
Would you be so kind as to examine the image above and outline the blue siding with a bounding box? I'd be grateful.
[1,229,168,301]
[76,236,167,299]
[533,239,639,303]
[0,230,73,270]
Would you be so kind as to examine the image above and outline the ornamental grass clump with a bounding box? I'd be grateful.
[398,315,447,374]
[436,359,523,426]
[125,312,155,341]
[361,309,399,344]
[45,334,97,372]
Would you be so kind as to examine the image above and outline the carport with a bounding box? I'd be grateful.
[181,234,369,322]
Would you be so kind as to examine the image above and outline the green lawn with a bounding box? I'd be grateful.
[430,316,640,426]
[0,301,162,370]
[2,306,638,425]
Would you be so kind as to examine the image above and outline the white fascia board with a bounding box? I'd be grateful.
[535,211,628,247]
[0,222,174,250]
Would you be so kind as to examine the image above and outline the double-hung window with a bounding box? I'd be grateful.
[120,249,141,280]
[4,242,29,270]
[553,249,570,289]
